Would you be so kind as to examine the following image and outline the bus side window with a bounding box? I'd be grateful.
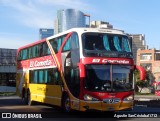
[18,51,22,60]
[71,32,80,67]
[62,37,71,51]
[48,69,54,84]
[52,40,58,53]
[39,42,50,56]
[71,33,79,49]
[29,70,34,83]
[35,45,40,57]
[56,37,62,53]
[55,69,62,85]
[22,49,28,60]
[39,70,44,84]
[33,70,38,83]
[30,70,38,84]
[38,70,47,84]
[44,70,48,84]
[50,39,58,53]
[32,46,37,58]
[43,42,50,55]
[47,68,62,85]
[28,48,32,59]
[49,34,66,53]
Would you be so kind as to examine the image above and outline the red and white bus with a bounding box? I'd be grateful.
[16,28,145,112]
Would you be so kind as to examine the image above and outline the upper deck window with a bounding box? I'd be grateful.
[50,35,66,53]
[82,33,132,58]
[17,42,51,61]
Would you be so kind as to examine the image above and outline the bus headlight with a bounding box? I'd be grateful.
[123,95,134,102]
[84,94,99,101]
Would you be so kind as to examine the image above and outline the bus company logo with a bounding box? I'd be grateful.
[108,99,114,103]
[103,99,115,104]
[92,59,129,64]
[30,59,52,68]
[103,98,120,104]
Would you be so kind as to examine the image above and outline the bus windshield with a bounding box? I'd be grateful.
[82,33,132,58]
[84,65,133,92]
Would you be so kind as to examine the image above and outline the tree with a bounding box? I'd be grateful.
[134,69,140,82]
[134,69,155,93]
[134,69,146,92]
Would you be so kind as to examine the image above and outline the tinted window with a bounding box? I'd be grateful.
[32,45,39,58]
[40,42,50,56]
[71,32,79,49]
[29,68,62,85]
[22,49,28,60]
[84,65,133,92]
[18,42,50,61]
[82,33,131,52]
[50,35,66,53]
[63,33,79,52]
[63,37,71,51]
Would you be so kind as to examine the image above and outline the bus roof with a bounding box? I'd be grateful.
[18,27,126,50]
[18,38,46,51]
[47,27,125,40]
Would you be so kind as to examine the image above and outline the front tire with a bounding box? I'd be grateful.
[62,94,71,112]
[27,90,32,106]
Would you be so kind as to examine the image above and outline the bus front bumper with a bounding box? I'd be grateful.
[79,100,133,112]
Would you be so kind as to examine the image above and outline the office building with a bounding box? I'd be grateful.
[137,48,160,83]
[90,21,113,29]
[0,48,17,86]
[54,9,86,34]
[129,34,148,64]
[39,28,54,39]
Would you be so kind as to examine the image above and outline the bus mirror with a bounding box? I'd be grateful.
[135,65,146,81]
[78,63,85,78]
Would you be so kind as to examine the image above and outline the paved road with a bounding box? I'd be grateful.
[0,96,160,121]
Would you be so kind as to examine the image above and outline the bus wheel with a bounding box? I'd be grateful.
[62,94,71,112]
[23,90,28,105]
[27,90,32,106]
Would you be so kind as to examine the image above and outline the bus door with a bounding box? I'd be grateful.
[61,32,80,109]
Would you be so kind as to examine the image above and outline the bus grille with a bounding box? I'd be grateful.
[103,98,120,104]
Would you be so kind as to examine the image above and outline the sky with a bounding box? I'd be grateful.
[1,0,160,49]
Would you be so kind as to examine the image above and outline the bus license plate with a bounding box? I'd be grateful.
[108,107,114,111]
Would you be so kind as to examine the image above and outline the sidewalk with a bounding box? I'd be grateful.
[134,94,160,108]
[134,94,160,101]
[0,86,16,92]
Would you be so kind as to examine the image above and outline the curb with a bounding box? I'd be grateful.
[137,98,152,101]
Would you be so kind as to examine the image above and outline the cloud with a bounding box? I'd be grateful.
[1,0,54,28]
[1,0,37,15]
[0,32,35,49]
[1,0,90,29]
[35,0,90,10]
[0,0,91,49]
[0,37,30,49]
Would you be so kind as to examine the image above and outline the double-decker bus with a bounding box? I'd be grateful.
[16,28,145,112]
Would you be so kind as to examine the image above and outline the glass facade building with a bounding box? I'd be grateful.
[39,28,54,39]
[54,9,86,34]
[0,48,17,86]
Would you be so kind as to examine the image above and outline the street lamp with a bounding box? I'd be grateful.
[84,14,90,28]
